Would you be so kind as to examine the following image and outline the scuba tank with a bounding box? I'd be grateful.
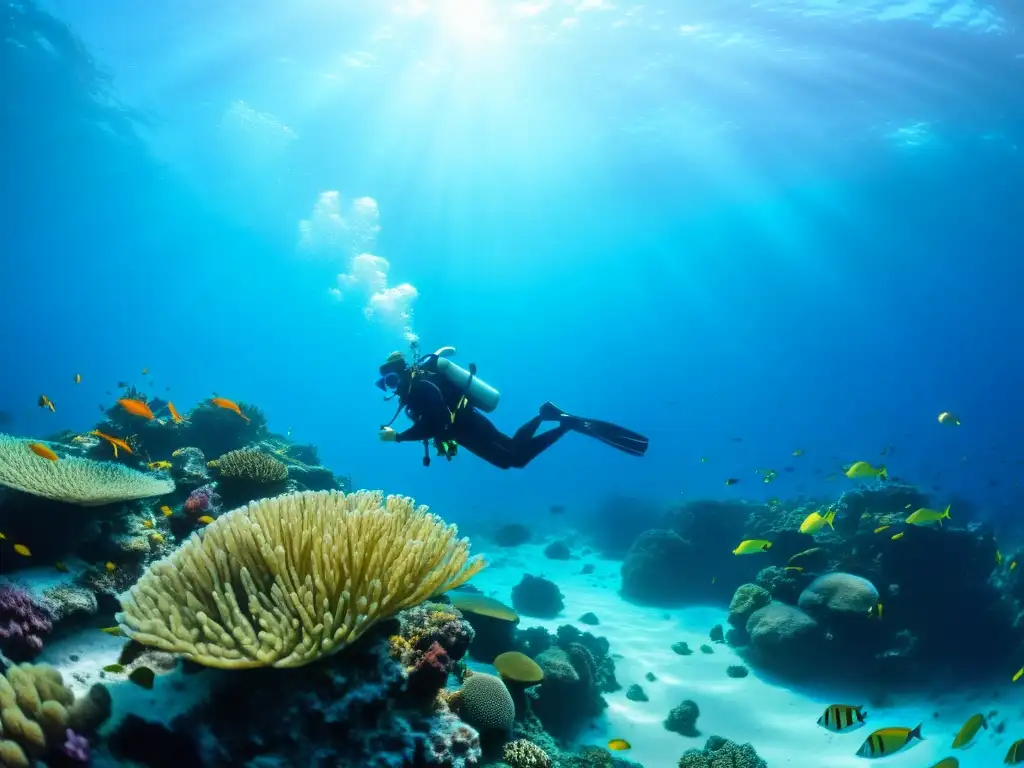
[424,347,501,413]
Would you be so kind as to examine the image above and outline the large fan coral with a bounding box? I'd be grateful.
[0,434,174,505]
[117,490,486,669]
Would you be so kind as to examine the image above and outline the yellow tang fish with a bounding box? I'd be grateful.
[100,626,122,636]
[1006,738,1024,765]
[951,712,986,748]
[161,505,173,517]
[856,724,922,758]
[846,461,888,480]
[172,448,186,457]
[891,532,905,541]
[937,411,960,426]
[733,539,772,556]
[13,544,31,557]
[799,508,837,534]
[874,525,891,534]
[197,515,215,525]
[105,561,116,572]
[142,519,154,529]
[607,739,631,751]
[930,758,959,768]
[906,504,950,527]
[151,533,165,544]
[1013,667,1024,683]
[817,704,867,733]
[147,461,172,470]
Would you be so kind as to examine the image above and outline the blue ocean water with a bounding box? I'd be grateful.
[2,1,1022,530]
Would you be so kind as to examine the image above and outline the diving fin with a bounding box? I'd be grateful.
[540,402,649,457]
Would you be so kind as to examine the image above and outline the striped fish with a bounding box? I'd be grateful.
[856,724,922,758]
[817,704,867,733]
[1007,738,1024,765]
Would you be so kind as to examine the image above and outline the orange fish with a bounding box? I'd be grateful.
[37,395,55,412]
[210,397,250,423]
[167,402,183,424]
[117,398,154,420]
[90,430,133,457]
[28,443,58,461]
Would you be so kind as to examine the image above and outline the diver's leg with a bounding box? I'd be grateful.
[507,423,571,468]
[511,415,544,443]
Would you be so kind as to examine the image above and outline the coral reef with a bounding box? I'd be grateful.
[665,699,700,737]
[39,584,97,628]
[0,434,174,505]
[511,576,564,619]
[182,484,221,516]
[449,593,519,663]
[587,494,665,557]
[543,541,571,560]
[744,602,822,677]
[502,739,552,768]
[450,670,516,737]
[0,585,53,660]
[0,663,111,768]
[118,490,485,669]
[620,529,701,605]
[168,447,209,490]
[797,572,879,623]
[678,735,767,768]
[179,401,268,459]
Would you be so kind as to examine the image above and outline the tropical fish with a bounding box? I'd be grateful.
[210,397,250,423]
[930,759,958,768]
[28,443,58,461]
[142,519,154,529]
[141,368,149,375]
[129,666,155,689]
[873,602,884,619]
[1006,738,1024,764]
[74,374,82,384]
[103,664,125,674]
[817,704,867,733]
[172,448,186,457]
[100,626,122,636]
[846,461,887,480]
[1013,667,1024,683]
[105,561,116,572]
[724,478,740,486]
[874,525,891,534]
[784,566,803,572]
[71,435,91,444]
[938,411,961,426]
[799,508,837,534]
[117,398,155,420]
[951,713,987,748]
[147,461,172,470]
[55,562,69,573]
[91,430,133,457]
[891,532,905,541]
[0,533,5,540]
[733,539,771,555]
[607,739,631,751]
[997,550,1004,566]
[161,505,173,516]
[197,515,215,525]
[855,724,922,758]
[151,533,165,544]
[13,544,31,557]
[37,395,55,412]
[906,504,951,527]
[757,468,778,483]
[167,402,183,423]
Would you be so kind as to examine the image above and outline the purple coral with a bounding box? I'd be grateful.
[184,484,222,515]
[0,584,53,660]
[63,729,90,762]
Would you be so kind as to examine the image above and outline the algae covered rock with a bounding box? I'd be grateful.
[664,699,700,737]
[728,584,771,629]
[798,572,879,622]
[745,602,821,676]
[678,735,767,768]
[511,575,564,619]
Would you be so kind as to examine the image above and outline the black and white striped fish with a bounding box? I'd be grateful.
[816,704,867,733]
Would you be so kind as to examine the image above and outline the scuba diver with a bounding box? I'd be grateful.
[375,345,649,469]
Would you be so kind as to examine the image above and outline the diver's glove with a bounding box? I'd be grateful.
[379,427,398,442]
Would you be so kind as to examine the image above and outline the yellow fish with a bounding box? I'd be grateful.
[874,525,891,534]
[147,461,172,470]
[105,561,116,572]
[28,443,58,461]
[1013,667,1024,683]
[930,759,959,768]
[1006,738,1024,764]
[74,373,82,384]
[784,566,803,572]
[845,461,887,480]
[817,704,867,733]
[197,515,214,525]
[733,539,772,555]
[100,626,122,636]
[891,532,905,541]
[906,504,950,527]
[161,505,173,517]
[997,550,1004,566]
[151,533,165,544]
[37,394,55,412]
[142,519,154,529]
[951,713,987,748]
[938,411,960,426]
[13,544,31,557]
[607,739,631,751]
[172,448,186,457]
[1013,560,1019,572]
[799,507,837,534]
[873,602,883,619]
[856,724,922,758]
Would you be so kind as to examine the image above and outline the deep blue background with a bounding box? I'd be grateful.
[2,0,1022,533]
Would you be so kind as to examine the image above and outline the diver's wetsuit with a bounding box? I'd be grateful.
[394,371,569,469]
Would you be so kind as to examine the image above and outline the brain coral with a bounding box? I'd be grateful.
[117,490,485,669]
[215,449,288,483]
[797,573,879,621]
[0,434,174,505]
[452,671,515,732]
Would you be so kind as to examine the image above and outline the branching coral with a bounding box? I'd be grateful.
[117,490,486,669]
[503,739,552,768]
[678,735,767,768]
[0,663,110,768]
[0,434,174,505]
[214,449,288,484]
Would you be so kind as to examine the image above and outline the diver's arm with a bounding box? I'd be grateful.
[395,378,449,443]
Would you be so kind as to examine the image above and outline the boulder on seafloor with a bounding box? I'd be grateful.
[727,584,771,631]
[798,573,879,624]
[755,565,809,604]
[744,602,822,677]
[512,575,564,619]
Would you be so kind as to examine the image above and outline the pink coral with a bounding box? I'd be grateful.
[0,584,53,659]
[184,484,222,515]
